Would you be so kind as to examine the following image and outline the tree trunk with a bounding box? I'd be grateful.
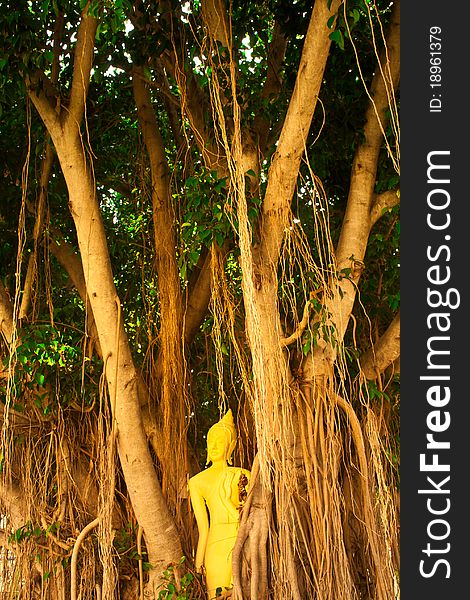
[51,130,183,582]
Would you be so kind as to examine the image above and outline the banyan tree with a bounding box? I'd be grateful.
[0,0,400,598]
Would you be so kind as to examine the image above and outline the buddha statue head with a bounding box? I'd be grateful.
[206,409,237,466]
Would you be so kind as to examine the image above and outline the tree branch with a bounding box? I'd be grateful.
[259,0,341,266]
[158,43,227,173]
[132,66,183,292]
[312,0,400,362]
[261,21,288,102]
[201,0,230,47]
[280,291,321,347]
[66,5,98,128]
[184,246,212,345]
[360,313,400,380]
[335,1,400,267]
[0,280,14,345]
[153,60,189,162]
[50,10,65,83]
[370,188,400,226]
[132,67,183,287]
[20,141,56,319]
[49,230,87,302]
[133,67,172,196]
[252,21,287,153]
[70,517,100,600]
[134,2,230,176]
[26,72,61,135]
[48,228,102,358]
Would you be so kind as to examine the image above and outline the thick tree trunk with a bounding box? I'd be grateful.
[230,2,343,598]
[52,131,183,580]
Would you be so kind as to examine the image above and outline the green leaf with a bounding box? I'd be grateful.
[302,338,312,356]
[189,250,200,265]
[329,30,345,51]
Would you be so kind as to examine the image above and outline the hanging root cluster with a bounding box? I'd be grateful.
[0,390,106,599]
[0,346,142,600]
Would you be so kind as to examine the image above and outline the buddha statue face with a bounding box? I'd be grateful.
[206,410,237,465]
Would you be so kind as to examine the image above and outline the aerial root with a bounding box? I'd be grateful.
[70,517,100,600]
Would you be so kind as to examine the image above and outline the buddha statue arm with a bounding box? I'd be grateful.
[188,478,209,571]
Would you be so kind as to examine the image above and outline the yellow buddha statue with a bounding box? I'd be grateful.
[188,410,250,599]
